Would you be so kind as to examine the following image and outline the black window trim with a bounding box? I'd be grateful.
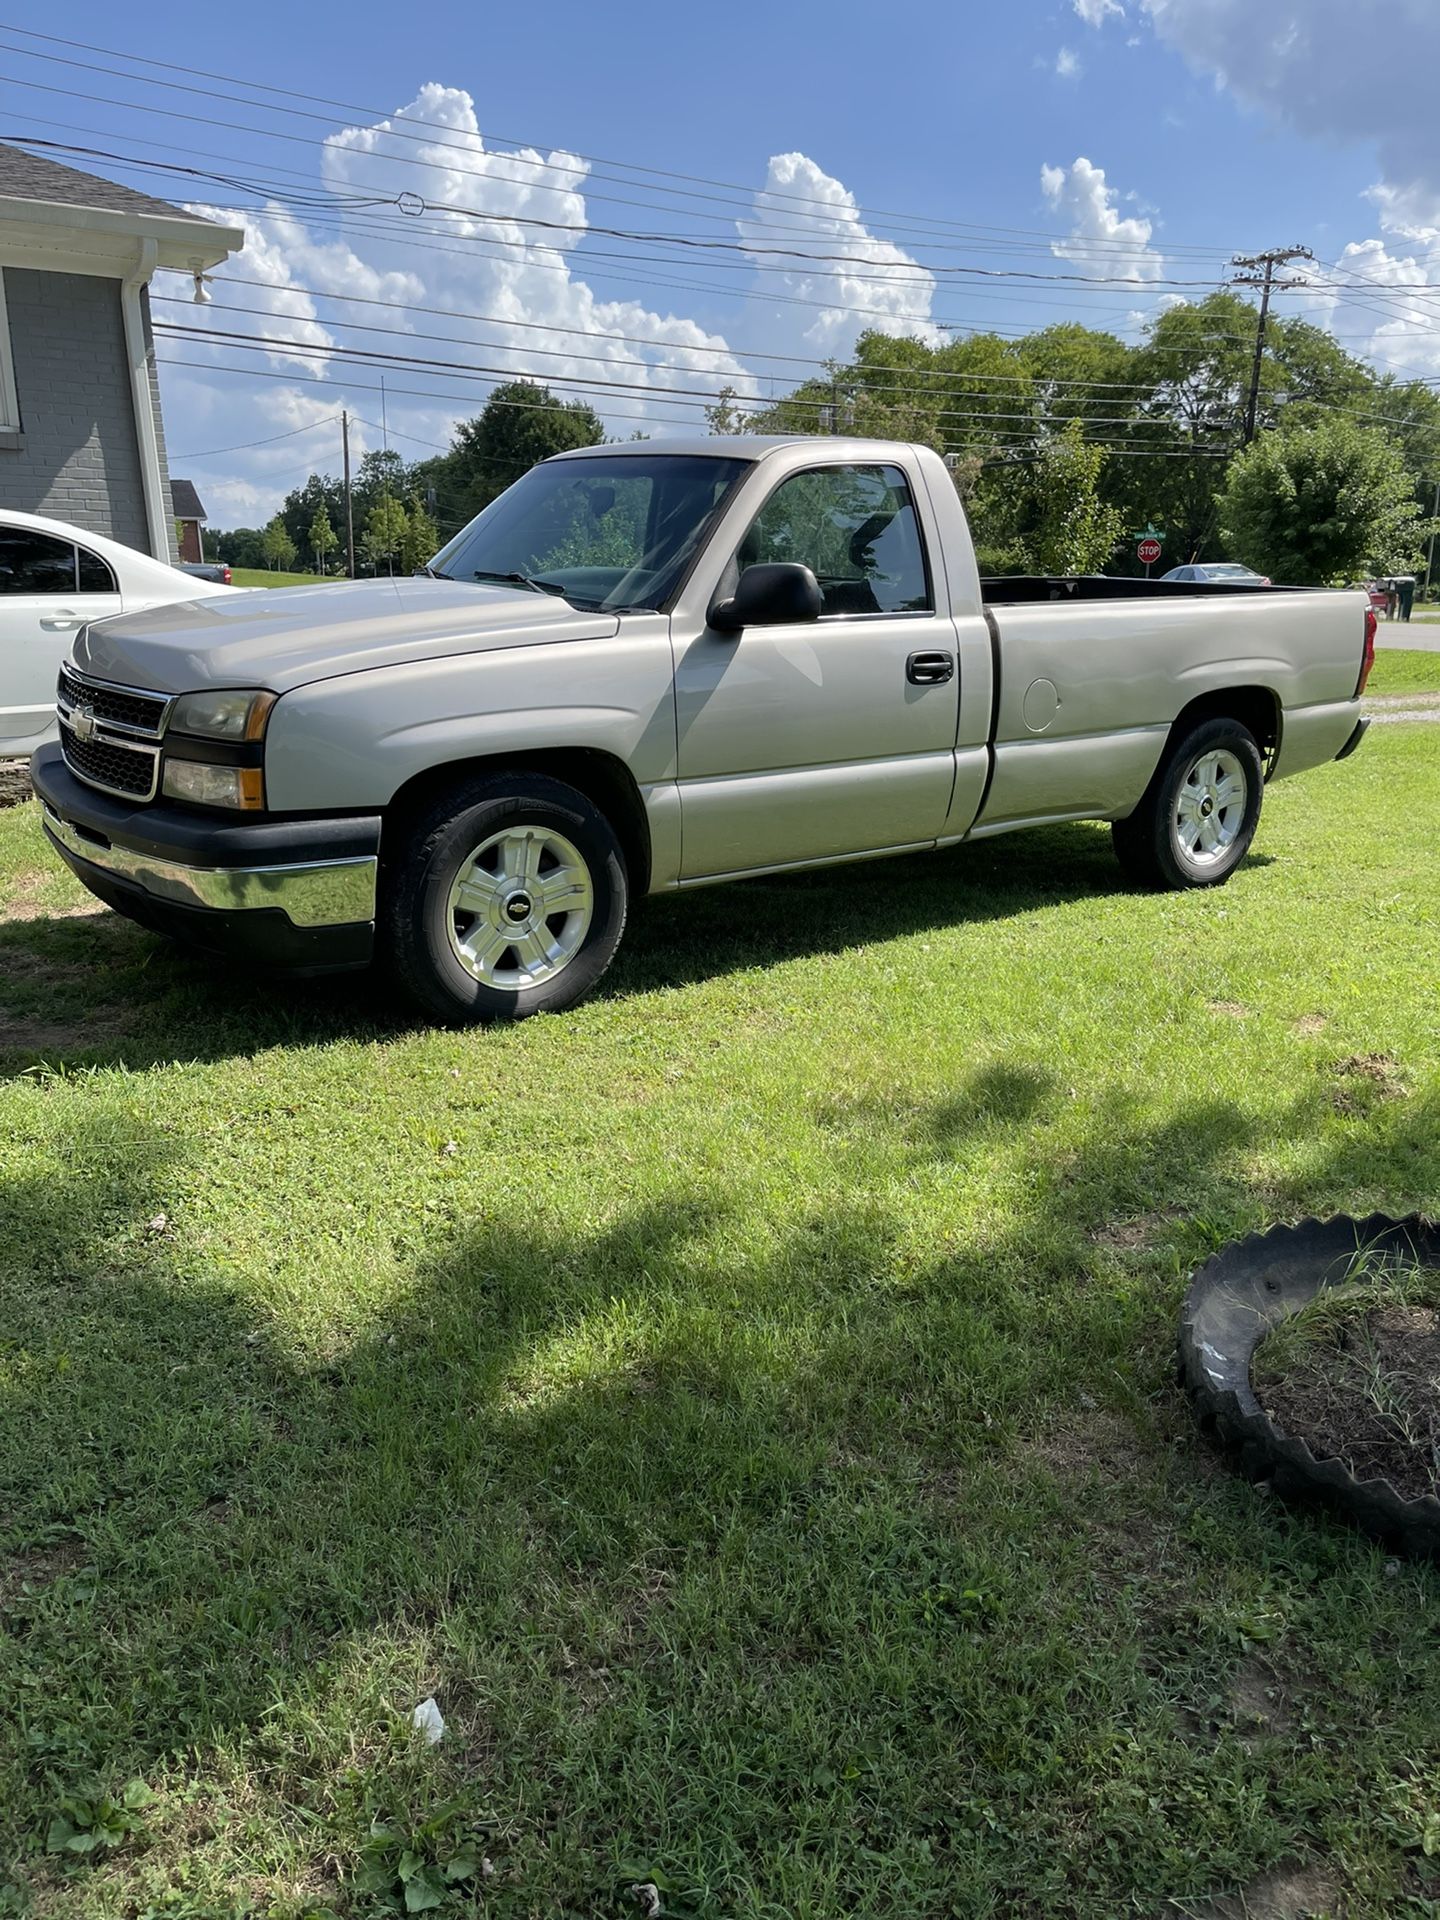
[732,459,936,621]
[76,540,119,595]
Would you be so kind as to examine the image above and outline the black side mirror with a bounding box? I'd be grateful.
[709,562,822,633]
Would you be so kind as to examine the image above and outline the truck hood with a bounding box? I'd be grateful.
[74,577,622,696]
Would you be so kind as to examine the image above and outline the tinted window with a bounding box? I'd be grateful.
[77,544,118,593]
[0,528,77,594]
[737,464,932,616]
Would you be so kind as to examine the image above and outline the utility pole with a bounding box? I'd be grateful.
[1230,246,1315,445]
[1426,476,1440,598]
[341,410,355,579]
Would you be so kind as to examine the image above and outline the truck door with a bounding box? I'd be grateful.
[671,462,959,879]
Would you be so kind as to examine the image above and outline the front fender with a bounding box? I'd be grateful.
[263,633,677,813]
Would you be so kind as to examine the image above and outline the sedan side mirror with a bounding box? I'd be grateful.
[709,562,822,633]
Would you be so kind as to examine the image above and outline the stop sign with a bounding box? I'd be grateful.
[1137,537,1163,566]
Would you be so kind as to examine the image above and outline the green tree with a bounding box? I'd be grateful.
[1027,424,1125,574]
[398,497,439,575]
[280,473,346,555]
[362,496,410,574]
[443,382,605,520]
[308,506,338,576]
[706,386,749,434]
[261,515,297,572]
[353,450,413,523]
[1219,418,1431,583]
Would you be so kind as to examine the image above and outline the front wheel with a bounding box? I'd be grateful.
[1112,717,1264,890]
[382,773,628,1023]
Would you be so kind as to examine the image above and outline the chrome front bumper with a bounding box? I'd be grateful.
[41,803,377,928]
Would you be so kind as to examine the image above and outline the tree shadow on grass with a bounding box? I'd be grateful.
[2,1071,1436,1912]
[0,822,1152,1078]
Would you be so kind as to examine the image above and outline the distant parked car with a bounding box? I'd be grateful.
[1162,562,1272,586]
[178,559,233,586]
[0,509,236,758]
[1357,581,1388,615]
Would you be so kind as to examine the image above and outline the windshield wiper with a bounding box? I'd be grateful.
[416,563,449,579]
[469,568,567,597]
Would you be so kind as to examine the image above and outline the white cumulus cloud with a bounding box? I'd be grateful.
[1055,47,1083,78]
[1074,0,1125,26]
[160,84,778,525]
[1041,157,1165,284]
[1140,0,1440,213]
[736,152,939,353]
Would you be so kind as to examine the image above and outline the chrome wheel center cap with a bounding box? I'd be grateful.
[1200,794,1215,817]
[503,890,533,924]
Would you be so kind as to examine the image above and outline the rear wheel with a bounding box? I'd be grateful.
[1112,717,1264,890]
[383,773,628,1023]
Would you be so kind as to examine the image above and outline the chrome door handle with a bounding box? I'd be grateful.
[40,609,83,631]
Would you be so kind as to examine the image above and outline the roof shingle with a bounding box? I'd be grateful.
[0,140,218,225]
[170,479,207,521]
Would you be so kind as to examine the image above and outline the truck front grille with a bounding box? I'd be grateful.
[57,665,169,738]
[58,720,160,801]
[56,663,169,802]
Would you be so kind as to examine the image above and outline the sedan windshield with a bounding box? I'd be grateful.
[429,453,751,613]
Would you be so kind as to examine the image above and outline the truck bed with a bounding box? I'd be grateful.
[981,576,1284,604]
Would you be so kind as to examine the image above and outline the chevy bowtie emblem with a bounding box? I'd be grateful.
[72,703,97,744]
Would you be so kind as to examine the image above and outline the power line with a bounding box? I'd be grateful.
[3,127,1236,292]
[0,23,1249,260]
[169,410,342,460]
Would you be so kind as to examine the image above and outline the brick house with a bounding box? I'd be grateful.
[0,143,242,561]
[171,476,208,563]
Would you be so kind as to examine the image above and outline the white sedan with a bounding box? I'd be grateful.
[0,508,237,758]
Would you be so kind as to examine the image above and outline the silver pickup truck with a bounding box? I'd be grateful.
[32,435,1374,1022]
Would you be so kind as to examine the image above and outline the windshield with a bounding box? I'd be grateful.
[429,453,751,612]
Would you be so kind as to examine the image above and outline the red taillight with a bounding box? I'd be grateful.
[1356,607,1376,696]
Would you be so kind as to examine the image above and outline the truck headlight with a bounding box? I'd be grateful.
[161,761,266,810]
[168,689,276,742]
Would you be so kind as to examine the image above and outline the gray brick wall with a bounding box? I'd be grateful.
[0,266,176,560]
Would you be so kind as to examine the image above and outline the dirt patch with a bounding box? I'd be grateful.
[1227,1654,1296,1744]
[1090,1208,1185,1252]
[0,760,32,809]
[1171,1860,1340,1919]
[1257,1304,1440,1505]
[1207,999,1250,1019]
[0,1538,87,1608]
[1029,1407,1140,1480]
[1329,1052,1408,1115]
[0,1007,135,1056]
[1292,1013,1328,1037]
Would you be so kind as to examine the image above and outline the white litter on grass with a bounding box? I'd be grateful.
[629,1886,662,1918]
[410,1696,445,1745]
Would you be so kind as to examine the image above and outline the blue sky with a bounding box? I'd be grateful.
[5,0,1436,527]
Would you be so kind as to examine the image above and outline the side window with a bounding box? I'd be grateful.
[0,528,78,595]
[737,463,932,616]
[77,544,118,593]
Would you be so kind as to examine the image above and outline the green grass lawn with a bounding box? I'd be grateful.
[230,568,335,589]
[1368,647,1440,696]
[1,729,1438,1917]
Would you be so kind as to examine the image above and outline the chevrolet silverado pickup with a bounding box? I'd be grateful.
[31,436,1374,1022]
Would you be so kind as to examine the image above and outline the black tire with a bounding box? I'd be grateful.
[1179,1214,1440,1559]
[1112,715,1264,890]
[382,772,628,1024]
